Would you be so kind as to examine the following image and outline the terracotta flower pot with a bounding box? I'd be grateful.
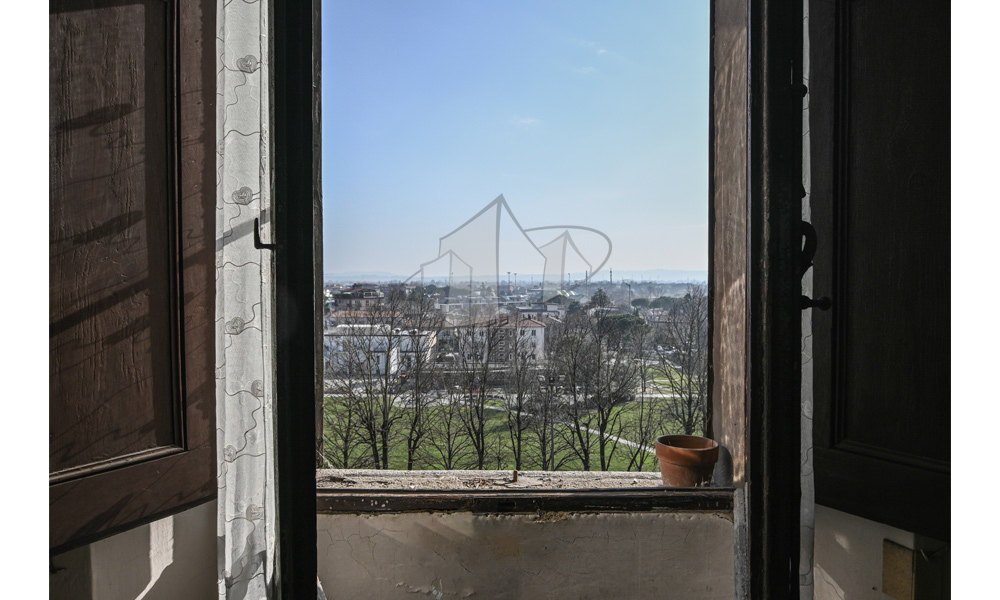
[654,435,720,487]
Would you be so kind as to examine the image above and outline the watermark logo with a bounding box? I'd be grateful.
[405,194,611,304]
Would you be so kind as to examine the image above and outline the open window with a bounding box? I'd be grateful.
[48,0,812,597]
[273,0,807,597]
[318,1,711,481]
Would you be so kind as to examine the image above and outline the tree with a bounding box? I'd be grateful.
[653,285,709,436]
[631,297,650,309]
[525,359,571,471]
[590,288,612,308]
[422,373,474,469]
[399,293,445,469]
[500,315,540,470]
[324,292,438,469]
[327,310,404,469]
[588,311,644,470]
[453,303,504,469]
[650,295,678,310]
[322,392,368,468]
[548,313,598,470]
[549,311,642,470]
[602,313,646,337]
[621,320,661,472]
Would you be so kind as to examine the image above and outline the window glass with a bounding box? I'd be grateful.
[322,1,708,473]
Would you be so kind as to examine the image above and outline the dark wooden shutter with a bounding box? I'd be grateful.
[49,0,216,553]
[809,0,950,541]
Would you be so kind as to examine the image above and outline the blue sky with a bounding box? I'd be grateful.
[322,1,708,278]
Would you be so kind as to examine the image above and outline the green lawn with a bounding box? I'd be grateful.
[321,395,683,472]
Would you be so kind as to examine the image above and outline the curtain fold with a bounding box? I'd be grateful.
[216,0,276,598]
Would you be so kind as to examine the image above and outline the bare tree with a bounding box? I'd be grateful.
[499,315,540,470]
[453,304,503,469]
[549,313,598,470]
[422,373,474,469]
[653,285,709,436]
[326,296,409,469]
[622,320,660,472]
[589,313,644,470]
[322,392,369,468]
[549,312,644,470]
[526,358,572,471]
[400,293,444,469]
[487,429,510,471]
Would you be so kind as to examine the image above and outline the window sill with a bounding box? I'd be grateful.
[316,469,733,515]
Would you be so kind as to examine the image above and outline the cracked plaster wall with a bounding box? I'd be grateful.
[318,511,734,599]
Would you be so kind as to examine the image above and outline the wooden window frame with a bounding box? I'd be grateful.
[272,0,805,598]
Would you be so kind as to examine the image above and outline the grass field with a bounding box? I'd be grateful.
[320,395,696,472]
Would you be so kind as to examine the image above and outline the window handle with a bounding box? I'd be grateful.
[801,295,832,311]
[800,220,831,310]
[254,217,276,250]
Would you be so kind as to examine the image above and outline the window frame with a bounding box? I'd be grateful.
[272,0,805,597]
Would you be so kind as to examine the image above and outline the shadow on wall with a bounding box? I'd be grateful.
[812,505,950,600]
[50,500,217,600]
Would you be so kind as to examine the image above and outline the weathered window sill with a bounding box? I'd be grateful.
[316,469,733,515]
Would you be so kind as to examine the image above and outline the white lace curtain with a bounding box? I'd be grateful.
[215,0,276,598]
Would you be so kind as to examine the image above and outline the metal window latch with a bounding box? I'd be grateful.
[800,220,831,311]
[801,295,832,311]
[254,217,276,250]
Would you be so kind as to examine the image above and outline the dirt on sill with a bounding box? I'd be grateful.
[316,468,666,490]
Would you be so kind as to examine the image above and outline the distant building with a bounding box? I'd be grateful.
[398,329,438,373]
[516,303,566,320]
[324,309,404,328]
[323,324,436,377]
[330,283,384,309]
[446,315,546,364]
[324,324,398,376]
[434,294,500,313]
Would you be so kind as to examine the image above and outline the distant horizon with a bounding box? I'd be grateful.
[323,268,708,286]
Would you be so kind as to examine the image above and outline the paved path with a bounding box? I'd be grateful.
[478,403,656,455]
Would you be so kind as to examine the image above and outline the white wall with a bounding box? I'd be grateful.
[50,500,217,600]
[813,505,918,600]
[51,488,872,599]
[318,511,734,599]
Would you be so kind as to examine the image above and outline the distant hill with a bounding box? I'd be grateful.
[324,268,707,286]
[602,269,707,283]
[323,271,411,284]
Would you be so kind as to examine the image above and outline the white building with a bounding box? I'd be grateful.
[397,329,438,373]
[516,303,566,320]
[324,324,437,377]
[449,315,546,365]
